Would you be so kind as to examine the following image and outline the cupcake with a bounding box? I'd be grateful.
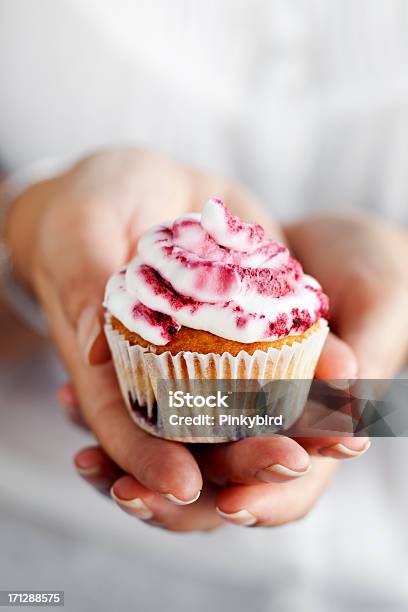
[104,198,329,442]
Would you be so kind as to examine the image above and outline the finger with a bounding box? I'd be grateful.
[84,362,203,503]
[215,456,337,527]
[57,381,78,408]
[295,339,370,456]
[57,382,89,430]
[76,362,203,503]
[295,436,371,459]
[196,333,359,485]
[295,332,369,457]
[73,446,218,532]
[339,284,408,378]
[111,476,222,532]
[194,436,311,485]
[290,388,372,455]
[284,215,408,378]
[76,304,111,366]
[37,274,203,504]
[315,332,358,380]
[73,446,123,495]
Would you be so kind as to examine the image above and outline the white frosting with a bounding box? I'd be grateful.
[104,199,328,345]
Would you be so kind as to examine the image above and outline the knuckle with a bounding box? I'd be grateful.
[138,456,170,491]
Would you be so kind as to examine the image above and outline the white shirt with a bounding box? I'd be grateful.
[1,0,408,222]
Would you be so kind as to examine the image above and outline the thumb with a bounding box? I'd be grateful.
[315,332,358,380]
[76,303,111,366]
[338,285,408,378]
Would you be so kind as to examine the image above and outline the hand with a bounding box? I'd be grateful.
[284,212,408,378]
[73,444,340,530]
[7,148,368,532]
[61,381,345,530]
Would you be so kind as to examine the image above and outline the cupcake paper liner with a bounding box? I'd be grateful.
[104,315,329,442]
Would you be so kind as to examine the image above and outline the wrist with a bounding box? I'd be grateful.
[1,181,55,335]
[2,157,74,291]
[5,180,54,291]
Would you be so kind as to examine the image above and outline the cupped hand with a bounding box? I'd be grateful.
[62,372,367,531]
[6,148,367,532]
[72,444,340,530]
[284,212,408,379]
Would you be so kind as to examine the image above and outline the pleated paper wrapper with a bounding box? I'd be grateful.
[104,315,328,442]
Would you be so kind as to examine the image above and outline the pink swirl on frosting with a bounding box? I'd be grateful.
[201,197,265,252]
[104,199,329,345]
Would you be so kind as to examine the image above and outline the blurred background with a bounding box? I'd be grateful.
[1,1,407,611]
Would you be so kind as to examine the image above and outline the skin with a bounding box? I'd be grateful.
[6,147,407,531]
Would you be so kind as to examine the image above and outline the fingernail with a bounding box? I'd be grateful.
[327,379,353,391]
[256,463,311,483]
[77,306,101,366]
[216,508,257,526]
[75,464,101,478]
[163,491,201,506]
[111,487,154,520]
[319,440,371,459]
[57,385,77,409]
